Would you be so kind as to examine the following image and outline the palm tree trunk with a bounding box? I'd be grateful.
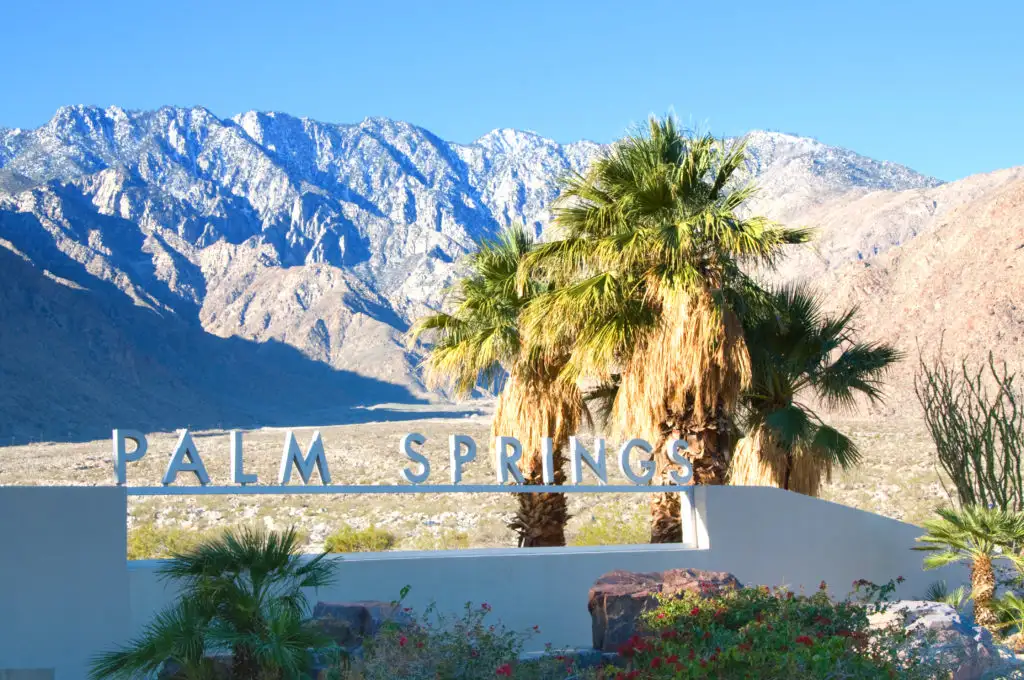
[650,406,731,543]
[972,553,999,631]
[494,367,581,548]
[510,461,569,547]
[232,645,258,680]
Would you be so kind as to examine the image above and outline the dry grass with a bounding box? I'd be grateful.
[0,409,949,551]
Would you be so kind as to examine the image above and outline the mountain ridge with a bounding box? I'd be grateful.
[5,104,999,442]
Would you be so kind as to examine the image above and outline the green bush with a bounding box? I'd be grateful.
[324,525,396,553]
[603,578,953,679]
[403,528,471,551]
[570,505,648,546]
[127,522,214,560]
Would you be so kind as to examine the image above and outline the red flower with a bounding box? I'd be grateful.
[656,612,666,619]
[660,629,677,640]
[416,641,424,649]
[688,648,696,660]
[819,580,828,591]
[650,657,663,669]
[532,625,540,632]
[897,575,906,584]
[666,654,679,663]
[495,663,513,677]
[796,635,814,647]
[702,631,711,640]
[690,606,701,616]
[399,635,407,647]
[482,602,492,611]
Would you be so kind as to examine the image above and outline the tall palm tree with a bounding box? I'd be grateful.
[915,505,1024,632]
[90,526,336,680]
[729,286,900,496]
[408,226,584,547]
[521,117,810,542]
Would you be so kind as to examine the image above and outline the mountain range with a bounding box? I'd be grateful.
[1,105,1020,443]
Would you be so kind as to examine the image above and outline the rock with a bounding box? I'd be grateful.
[311,600,412,649]
[588,569,742,653]
[869,600,1023,680]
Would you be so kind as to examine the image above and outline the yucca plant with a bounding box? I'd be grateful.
[915,505,1024,631]
[408,226,584,547]
[90,526,336,679]
[521,116,811,542]
[729,286,900,496]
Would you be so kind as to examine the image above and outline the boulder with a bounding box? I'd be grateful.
[311,600,412,649]
[869,600,1023,680]
[588,569,742,652]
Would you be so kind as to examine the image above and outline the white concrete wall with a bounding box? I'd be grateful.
[0,487,130,680]
[125,486,968,650]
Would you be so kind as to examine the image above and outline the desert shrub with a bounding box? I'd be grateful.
[323,587,572,679]
[403,528,471,551]
[571,505,648,547]
[602,579,953,679]
[324,525,396,553]
[127,522,215,560]
[915,350,1024,511]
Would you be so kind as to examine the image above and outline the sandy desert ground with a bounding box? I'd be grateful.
[0,404,950,552]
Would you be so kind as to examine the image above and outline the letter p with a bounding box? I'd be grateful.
[112,429,147,485]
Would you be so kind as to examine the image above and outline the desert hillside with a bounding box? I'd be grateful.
[811,167,1024,413]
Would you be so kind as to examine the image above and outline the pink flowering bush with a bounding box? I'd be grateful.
[323,587,575,680]
[601,578,953,679]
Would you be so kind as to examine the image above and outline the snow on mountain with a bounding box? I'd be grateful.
[0,105,944,440]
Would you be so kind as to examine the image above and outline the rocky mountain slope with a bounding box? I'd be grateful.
[0,105,982,441]
[815,167,1024,413]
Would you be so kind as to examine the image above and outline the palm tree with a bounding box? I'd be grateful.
[521,117,811,542]
[89,599,217,680]
[915,505,1024,631]
[90,526,336,679]
[408,226,584,547]
[729,286,900,496]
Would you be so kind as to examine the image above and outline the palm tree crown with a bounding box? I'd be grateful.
[730,286,900,495]
[409,225,539,396]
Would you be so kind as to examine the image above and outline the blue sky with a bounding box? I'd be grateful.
[2,0,1020,181]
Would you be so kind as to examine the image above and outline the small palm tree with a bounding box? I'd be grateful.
[409,226,584,547]
[915,505,1024,631]
[89,599,217,679]
[90,526,336,679]
[521,116,810,542]
[729,286,900,496]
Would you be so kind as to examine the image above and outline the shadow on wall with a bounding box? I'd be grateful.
[0,246,451,446]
